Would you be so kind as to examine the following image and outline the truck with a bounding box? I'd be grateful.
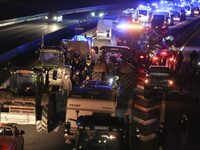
[111,20,146,51]
[64,80,118,144]
[96,18,113,40]
[0,68,55,133]
[60,35,95,62]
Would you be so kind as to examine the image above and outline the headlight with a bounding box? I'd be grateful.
[45,16,48,19]
[91,12,95,17]
[109,78,113,84]
[53,16,57,20]
[99,12,105,18]
[198,62,200,66]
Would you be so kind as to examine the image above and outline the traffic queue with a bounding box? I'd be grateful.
[1,0,200,149]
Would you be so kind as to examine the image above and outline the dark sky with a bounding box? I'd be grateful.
[1,0,139,20]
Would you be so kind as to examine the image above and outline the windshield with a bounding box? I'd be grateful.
[138,10,147,16]
[77,129,123,150]
[39,51,63,66]
[10,73,38,95]
[0,127,13,136]
[153,15,164,21]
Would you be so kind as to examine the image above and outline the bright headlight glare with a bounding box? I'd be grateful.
[45,16,48,19]
[53,16,57,20]
[91,12,95,17]
[109,78,113,84]
[99,12,104,18]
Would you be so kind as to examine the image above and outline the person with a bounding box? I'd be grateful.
[61,73,72,102]
[175,51,184,72]
[72,70,81,86]
[190,50,198,66]
[180,113,189,150]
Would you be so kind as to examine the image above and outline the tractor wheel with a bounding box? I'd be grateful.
[36,105,49,133]
[120,73,135,96]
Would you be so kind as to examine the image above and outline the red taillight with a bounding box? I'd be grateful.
[90,49,94,52]
[144,79,149,84]
[169,57,174,61]
[168,80,173,86]
[161,52,166,56]
[140,55,144,59]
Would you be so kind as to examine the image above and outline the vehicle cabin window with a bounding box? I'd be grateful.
[138,10,147,16]
[153,15,164,21]
[4,127,13,136]
[149,67,171,75]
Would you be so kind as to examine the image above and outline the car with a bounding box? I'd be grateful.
[144,65,174,98]
[45,11,63,23]
[0,124,25,150]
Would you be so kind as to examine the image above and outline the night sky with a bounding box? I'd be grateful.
[0,0,139,20]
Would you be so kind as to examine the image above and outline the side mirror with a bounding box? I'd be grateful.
[20,130,25,135]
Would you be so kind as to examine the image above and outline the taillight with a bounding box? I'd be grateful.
[168,80,173,86]
[144,79,149,84]
[161,52,166,56]
[152,56,158,60]
[169,57,174,61]
[140,55,144,59]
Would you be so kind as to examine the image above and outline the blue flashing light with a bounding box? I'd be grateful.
[72,35,88,42]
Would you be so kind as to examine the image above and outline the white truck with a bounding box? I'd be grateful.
[61,35,96,62]
[64,80,117,143]
[96,18,113,40]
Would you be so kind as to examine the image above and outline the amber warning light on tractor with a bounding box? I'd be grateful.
[117,23,144,30]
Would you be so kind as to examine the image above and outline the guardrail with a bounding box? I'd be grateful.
[0,3,126,28]
[0,13,48,28]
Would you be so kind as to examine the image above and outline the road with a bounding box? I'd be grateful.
[0,15,81,54]
[0,10,200,150]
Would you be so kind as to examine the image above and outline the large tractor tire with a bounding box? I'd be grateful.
[119,73,135,96]
[36,105,49,133]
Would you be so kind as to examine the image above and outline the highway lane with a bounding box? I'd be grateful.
[0,18,79,54]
